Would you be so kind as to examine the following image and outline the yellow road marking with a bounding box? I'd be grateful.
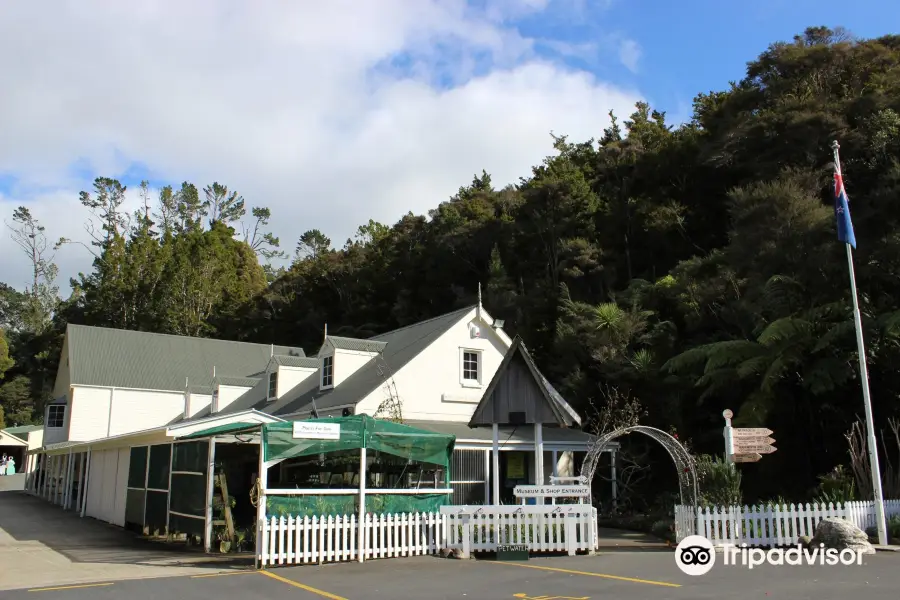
[516,596,589,600]
[29,583,114,592]
[191,571,255,578]
[492,562,681,588]
[258,570,348,600]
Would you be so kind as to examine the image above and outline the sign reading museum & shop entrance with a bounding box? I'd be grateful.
[292,422,341,440]
[513,485,591,499]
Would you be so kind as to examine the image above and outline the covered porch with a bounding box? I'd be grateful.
[406,420,618,506]
[24,410,281,554]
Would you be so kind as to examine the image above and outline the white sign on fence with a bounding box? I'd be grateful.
[514,485,590,498]
[292,422,341,440]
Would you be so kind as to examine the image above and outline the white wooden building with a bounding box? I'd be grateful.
[27,298,616,549]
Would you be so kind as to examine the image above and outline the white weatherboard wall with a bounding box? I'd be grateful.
[276,366,316,398]
[187,393,212,418]
[356,309,508,421]
[68,386,188,441]
[331,350,376,388]
[85,447,130,527]
[216,385,252,412]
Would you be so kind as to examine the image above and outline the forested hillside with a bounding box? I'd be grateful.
[3,27,900,501]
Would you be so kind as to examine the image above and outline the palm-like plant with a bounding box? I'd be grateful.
[662,275,856,420]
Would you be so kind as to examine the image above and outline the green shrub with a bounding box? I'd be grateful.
[813,465,856,504]
[696,455,742,507]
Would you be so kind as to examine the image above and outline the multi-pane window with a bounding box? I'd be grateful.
[322,356,334,387]
[462,351,480,382]
[47,405,65,428]
[268,371,278,399]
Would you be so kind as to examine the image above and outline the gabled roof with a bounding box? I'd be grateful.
[468,336,582,428]
[324,337,388,354]
[218,305,479,417]
[64,324,304,392]
[2,425,41,441]
[269,355,319,369]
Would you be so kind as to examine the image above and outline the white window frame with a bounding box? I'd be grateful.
[267,370,278,401]
[459,348,483,388]
[47,404,66,428]
[321,355,334,389]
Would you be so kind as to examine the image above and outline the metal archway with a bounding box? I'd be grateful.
[579,425,699,510]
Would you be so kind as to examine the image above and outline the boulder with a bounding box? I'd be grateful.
[809,517,875,554]
[439,547,465,559]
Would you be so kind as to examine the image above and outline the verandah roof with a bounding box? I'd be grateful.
[177,422,261,439]
[263,414,455,468]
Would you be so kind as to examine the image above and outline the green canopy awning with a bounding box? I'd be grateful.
[178,422,261,440]
[263,414,455,468]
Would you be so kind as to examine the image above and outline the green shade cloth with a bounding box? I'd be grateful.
[177,422,261,440]
[263,415,455,468]
[267,493,450,518]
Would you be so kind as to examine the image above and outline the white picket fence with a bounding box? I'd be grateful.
[440,505,598,557]
[676,500,900,547]
[258,512,446,566]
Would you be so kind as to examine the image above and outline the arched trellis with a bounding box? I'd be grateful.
[579,425,699,510]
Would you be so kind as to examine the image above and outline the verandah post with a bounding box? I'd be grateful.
[358,446,367,563]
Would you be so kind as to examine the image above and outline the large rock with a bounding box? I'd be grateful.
[809,517,875,554]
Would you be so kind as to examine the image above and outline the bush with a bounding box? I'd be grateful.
[813,465,856,504]
[696,455,742,507]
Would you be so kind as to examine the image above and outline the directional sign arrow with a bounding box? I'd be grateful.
[731,452,762,463]
[732,428,774,438]
[733,437,775,448]
[732,443,777,454]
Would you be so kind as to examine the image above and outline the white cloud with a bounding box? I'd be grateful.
[0,1,642,292]
[618,39,642,73]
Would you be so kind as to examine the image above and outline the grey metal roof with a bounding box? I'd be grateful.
[469,336,582,428]
[65,324,304,392]
[3,425,41,441]
[220,305,477,417]
[270,355,319,368]
[325,337,388,354]
[216,376,262,387]
[404,420,602,445]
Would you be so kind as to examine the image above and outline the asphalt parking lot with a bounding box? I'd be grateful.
[2,551,898,600]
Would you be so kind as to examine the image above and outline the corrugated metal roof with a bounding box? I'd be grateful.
[2,425,41,441]
[326,337,388,353]
[66,324,304,392]
[216,376,262,387]
[219,305,477,417]
[271,355,319,368]
[404,420,602,445]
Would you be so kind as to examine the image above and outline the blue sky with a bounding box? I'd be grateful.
[0,0,898,290]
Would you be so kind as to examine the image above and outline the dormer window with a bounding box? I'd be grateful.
[268,371,278,400]
[47,405,66,428]
[321,355,334,388]
[460,348,482,387]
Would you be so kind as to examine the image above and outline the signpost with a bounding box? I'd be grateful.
[722,409,776,466]
[731,453,762,463]
[513,485,591,499]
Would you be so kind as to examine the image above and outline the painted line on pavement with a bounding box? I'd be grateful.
[489,562,681,588]
[258,570,349,600]
[28,583,115,592]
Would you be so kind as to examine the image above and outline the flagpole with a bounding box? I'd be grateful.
[832,140,888,547]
